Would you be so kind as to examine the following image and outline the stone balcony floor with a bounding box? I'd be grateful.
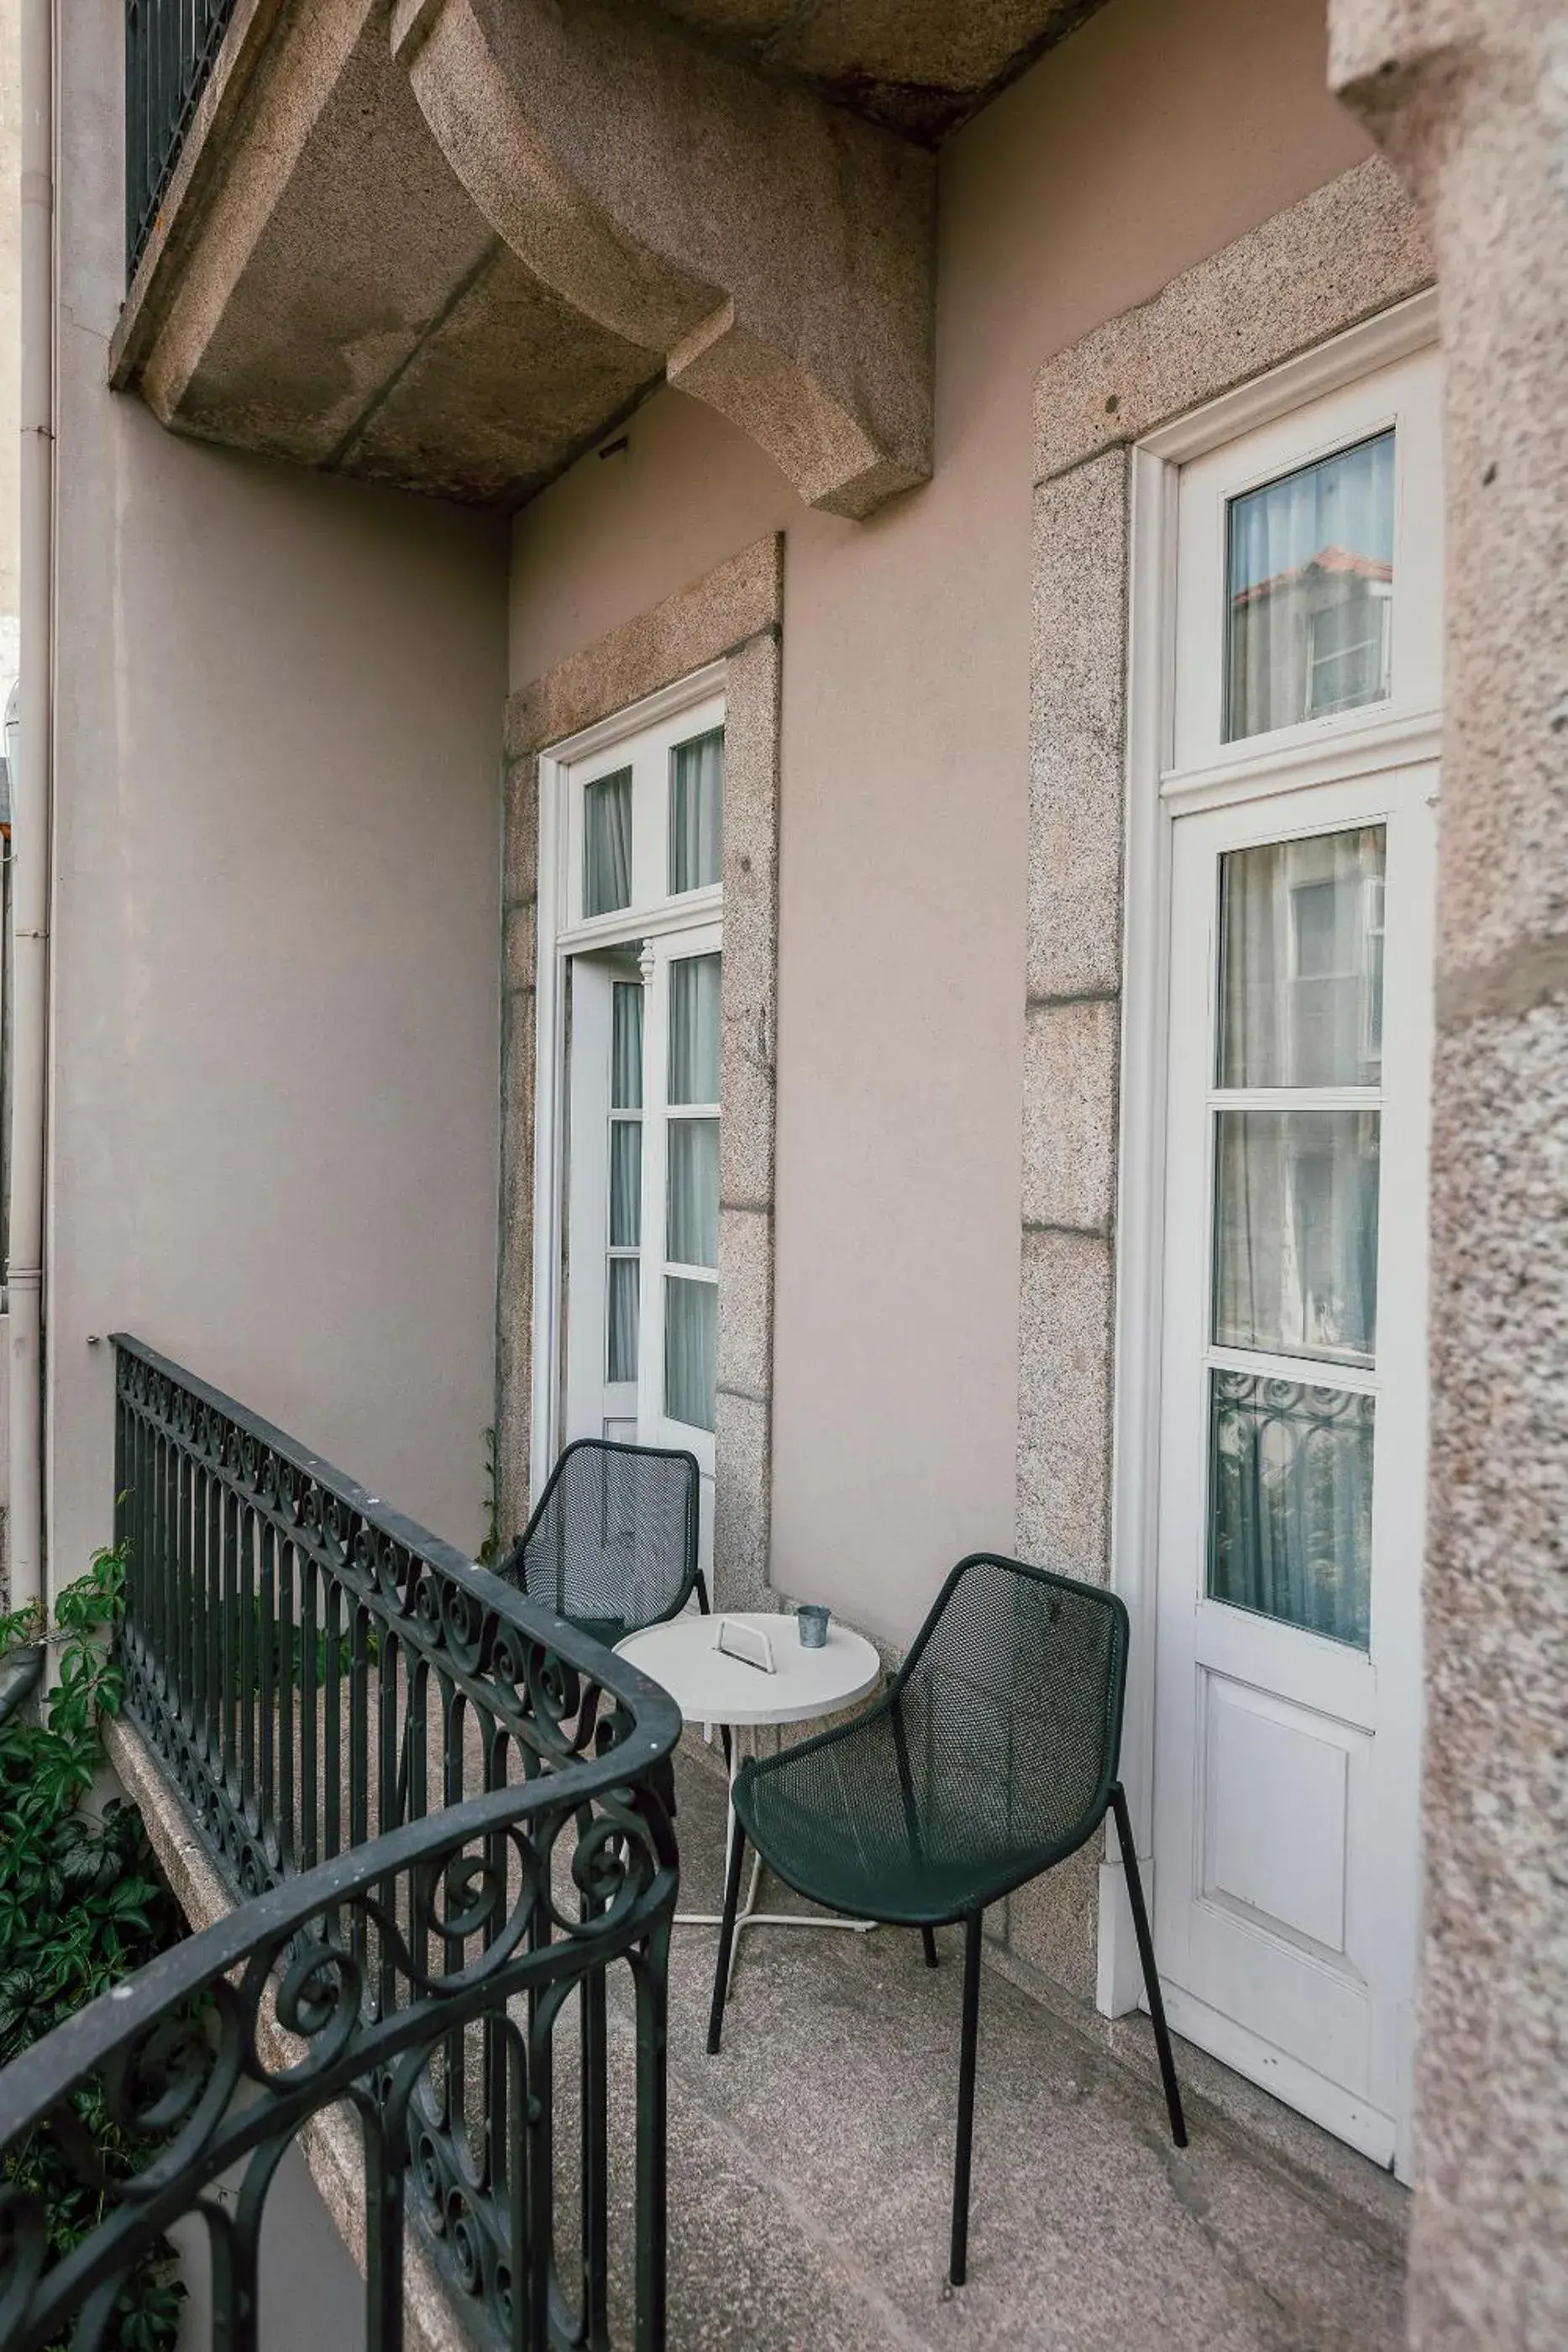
[632,1746,1408,2352]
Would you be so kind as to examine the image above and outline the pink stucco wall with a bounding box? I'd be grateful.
[46,0,509,1580]
[506,0,1372,1646]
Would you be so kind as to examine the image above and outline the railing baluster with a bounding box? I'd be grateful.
[221,1475,239,1806]
[277,1534,295,1872]
[91,1336,679,2352]
[123,0,241,280]
[302,1550,320,1872]
[257,1515,277,1872]
[239,1501,256,1830]
[323,1572,342,1866]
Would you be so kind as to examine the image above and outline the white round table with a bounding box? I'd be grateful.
[616,1609,883,1969]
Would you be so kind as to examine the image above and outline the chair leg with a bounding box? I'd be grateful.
[949,1910,983,2287]
[706,1821,749,2055]
[920,1924,940,1970]
[1109,1784,1188,2149]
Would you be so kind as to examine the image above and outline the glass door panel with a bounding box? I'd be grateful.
[1208,1371,1375,1646]
[1204,822,1384,1650]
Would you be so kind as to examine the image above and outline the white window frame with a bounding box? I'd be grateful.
[1101,291,1440,2035]
[532,661,726,1505]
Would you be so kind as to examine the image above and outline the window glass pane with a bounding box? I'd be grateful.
[1225,432,1395,743]
[665,1275,716,1431]
[666,1119,718,1268]
[669,727,723,894]
[669,953,721,1105]
[1208,1371,1373,1647]
[584,768,632,916]
[611,981,643,1109]
[606,1257,639,1383]
[1218,827,1386,1088]
[609,1121,642,1247]
[1213,1110,1379,1367]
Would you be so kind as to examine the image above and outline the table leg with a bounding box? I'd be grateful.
[673,1722,877,1992]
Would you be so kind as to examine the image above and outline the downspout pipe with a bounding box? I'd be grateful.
[9,0,52,1616]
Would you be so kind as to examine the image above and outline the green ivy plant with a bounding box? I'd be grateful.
[0,1544,189,2349]
[475,1424,502,1567]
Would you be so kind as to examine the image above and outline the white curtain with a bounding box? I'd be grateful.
[611,979,642,1109]
[664,1276,716,1432]
[1214,1109,1380,1366]
[669,727,723,894]
[1209,1374,1374,1648]
[609,1121,641,1248]
[1226,431,1395,740]
[606,1258,638,1384]
[585,768,632,916]
[1218,827,1384,1090]
[666,1121,718,1268]
[669,953,721,1105]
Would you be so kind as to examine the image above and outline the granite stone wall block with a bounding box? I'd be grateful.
[1032,155,1431,483]
[713,1388,772,1614]
[1028,449,1130,1005]
[1021,996,1120,1236]
[1015,1226,1114,1582]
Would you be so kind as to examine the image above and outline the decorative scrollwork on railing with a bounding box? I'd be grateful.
[0,1338,683,2350]
[0,1782,677,2352]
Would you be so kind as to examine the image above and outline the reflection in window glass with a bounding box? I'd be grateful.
[1225,432,1394,742]
[667,1120,719,1268]
[607,1257,639,1383]
[1217,827,1386,1089]
[609,1121,642,1248]
[1212,1110,1380,1367]
[611,981,642,1109]
[669,729,723,894]
[665,1275,716,1431]
[1208,1370,1373,1648]
[669,953,721,1105]
[584,769,632,916]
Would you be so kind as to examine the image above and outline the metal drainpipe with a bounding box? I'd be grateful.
[9,0,53,1616]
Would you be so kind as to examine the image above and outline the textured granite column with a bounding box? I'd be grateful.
[1329,8,1568,2345]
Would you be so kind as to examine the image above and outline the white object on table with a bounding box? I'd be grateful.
[615,1610,884,1980]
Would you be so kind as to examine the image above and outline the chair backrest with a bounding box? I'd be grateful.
[889,1553,1130,1875]
[497,1438,700,1640]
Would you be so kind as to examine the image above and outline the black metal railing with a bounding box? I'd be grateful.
[0,1339,682,2349]
[125,0,239,280]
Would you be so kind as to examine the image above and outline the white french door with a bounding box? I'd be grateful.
[542,678,726,1568]
[1145,335,1440,2173]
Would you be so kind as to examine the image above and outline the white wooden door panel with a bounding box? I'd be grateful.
[1152,762,1434,2171]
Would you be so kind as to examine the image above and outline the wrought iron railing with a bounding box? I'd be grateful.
[125,0,240,280]
[0,1339,681,2349]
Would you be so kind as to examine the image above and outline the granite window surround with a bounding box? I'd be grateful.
[498,534,784,1612]
[1012,155,1434,2008]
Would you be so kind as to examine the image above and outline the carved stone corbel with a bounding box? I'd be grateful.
[391,0,934,518]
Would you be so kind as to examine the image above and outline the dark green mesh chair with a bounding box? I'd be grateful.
[496,1436,705,1646]
[705,1552,1186,2285]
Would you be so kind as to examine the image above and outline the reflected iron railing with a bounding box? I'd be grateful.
[0,1338,681,2350]
[125,0,239,279]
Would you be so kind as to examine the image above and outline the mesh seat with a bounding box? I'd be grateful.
[708,1553,1186,2286]
[737,1557,1123,1925]
[495,1438,702,1646]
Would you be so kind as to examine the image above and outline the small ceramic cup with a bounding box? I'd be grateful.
[796,1603,830,1650]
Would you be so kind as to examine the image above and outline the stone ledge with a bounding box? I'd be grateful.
[102,1715,462,2352]
[506,533,784,758]
[1032,156,1432,483]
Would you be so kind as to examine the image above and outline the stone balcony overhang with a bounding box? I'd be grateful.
[109,0,1101,518]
